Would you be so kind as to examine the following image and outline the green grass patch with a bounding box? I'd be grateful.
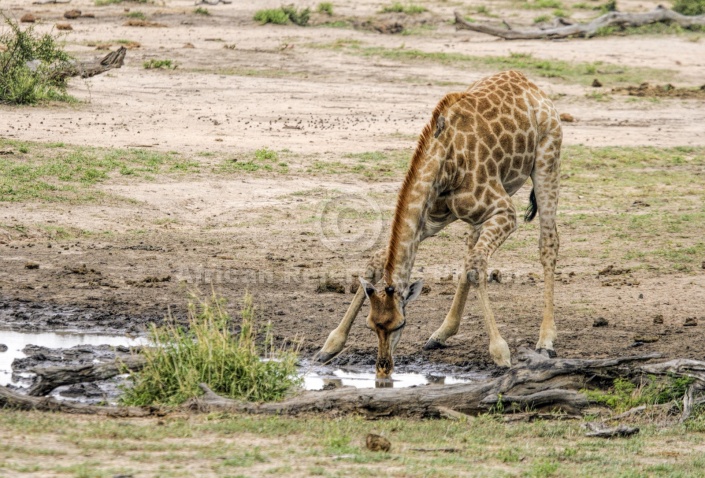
[584,376,694,413]
[380,2,427,14]
[121,293,301,406]
[534,14,552,22]
[310,41,672,86]
[317,2,334,15]
[125,11,146,19]
[522,0,563,9]
[673,0,705,15]
[254,6,310,26]
[219,147,288,173]
[95,0,149,5]
[0,139,199,203]
[194,6,210,15]
[0,16,75,105]
[143,58,176,69]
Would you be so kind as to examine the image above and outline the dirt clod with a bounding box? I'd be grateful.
[64,10,81,19]
[593,317,609,327]
[24,262,39,270]
[366,433,391,452]
[20,14,36,23]
[591,79,603,87]
[489,269,502,283]
[0,344,7,353]
[653,315,664,324]
[634,335,659,343]
[316,278,345,294]
[684,317,698,327]
[56,23,73,31]
[559,112,575,122]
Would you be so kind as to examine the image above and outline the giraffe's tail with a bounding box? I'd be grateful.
[524,188,538,222]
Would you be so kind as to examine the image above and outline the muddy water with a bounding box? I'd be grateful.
[0,329,145,387]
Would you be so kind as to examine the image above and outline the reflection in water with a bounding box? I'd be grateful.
[302,367,481,391]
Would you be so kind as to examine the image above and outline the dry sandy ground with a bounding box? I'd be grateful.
[0,0,704,373]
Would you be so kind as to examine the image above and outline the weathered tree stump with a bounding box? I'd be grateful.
[48,47,127,81]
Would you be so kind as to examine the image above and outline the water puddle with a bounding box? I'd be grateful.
[301,363,486,390]
[0,329,145,387]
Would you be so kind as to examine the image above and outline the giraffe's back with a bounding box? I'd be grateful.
[437,71,561,224]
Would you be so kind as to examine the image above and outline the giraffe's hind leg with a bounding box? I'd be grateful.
[532,134,561,357]
[425,227,480,350]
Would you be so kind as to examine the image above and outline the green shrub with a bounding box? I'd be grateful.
[125,11,146,19]
[254,5,310,26]
[673,0,705,15]
[194,7,210,15]
[317,2,334,15]
[121,293,301,405]
[0,16,74,105]
[143,59,175,69]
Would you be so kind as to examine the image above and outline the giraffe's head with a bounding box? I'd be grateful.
[359,277,424,379]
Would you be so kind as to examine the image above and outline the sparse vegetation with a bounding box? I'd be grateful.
[673,0,705,15]
[220,147,289,173]
[121,293,301,405]
[534,13,552,22]
[0,139,198,203]
[317,2,334,15]
[143,58,176,69]
[0,16,74,105]
[380,2,427,14]
[254,5,311,26]
[125,11,146,19]
[95,0,149,5]
[522,0,563,9]
[584,376,694,413]
[194,7,210,15]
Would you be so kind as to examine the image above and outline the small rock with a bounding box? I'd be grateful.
[684,317,698,327]
[366,433,391,452]
[64,9,81,19]
[24,261,39,270]
[592,78,603,87]
[593,317,609,327]
[56,23,73,31]
[489,269,502,283]
[633,335,659,343]
[21,13,36,23]
[421,284,431,295]
[0,344,8,353]
[653,315,664,325]
[638,293,643,299]
[183,42,195,48]
[559,112,575,123]
[349,281,359,294]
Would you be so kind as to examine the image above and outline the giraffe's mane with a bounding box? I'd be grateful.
[384,92,466,284]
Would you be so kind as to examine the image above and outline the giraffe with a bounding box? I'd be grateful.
[317,70,562,378]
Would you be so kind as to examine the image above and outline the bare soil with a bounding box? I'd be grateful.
[1,0,704,375]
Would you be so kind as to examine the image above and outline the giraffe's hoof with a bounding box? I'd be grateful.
[424,339,447,350]
[314,350,339,364]
[536,348,557,358]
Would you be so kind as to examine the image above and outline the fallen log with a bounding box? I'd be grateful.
[454,6,705,40]
[183,349,662,418]
[48,46,126,82]
[27,354,146,397]
[0,385,155,417]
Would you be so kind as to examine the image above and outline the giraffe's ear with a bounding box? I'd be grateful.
[359,277,377,299]
[403,279,424,305]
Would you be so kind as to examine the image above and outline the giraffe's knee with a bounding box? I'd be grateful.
[465,253,487,284]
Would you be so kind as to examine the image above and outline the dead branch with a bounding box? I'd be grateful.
[584,422,640,438]
[454,6,705,40]
[49,46,126,82]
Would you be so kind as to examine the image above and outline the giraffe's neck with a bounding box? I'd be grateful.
[384,152,444,292]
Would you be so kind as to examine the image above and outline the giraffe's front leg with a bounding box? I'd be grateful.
[315,248,385,363]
